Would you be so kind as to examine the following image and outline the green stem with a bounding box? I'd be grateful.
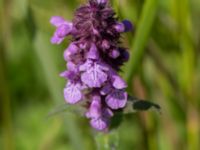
[95,131,119,150]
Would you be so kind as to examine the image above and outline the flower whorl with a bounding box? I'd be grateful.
[50,0,133,131]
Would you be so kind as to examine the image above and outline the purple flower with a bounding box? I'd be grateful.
[50,0,133,131]
[90,108,113,131]
[105,89,127,109]
[50,16,73,44]
[64,82,83,104]
[64,43,79,61]
[80,60,108,88]
[114,20,133,33]
[87,44,99,60]
[86,93,113,131]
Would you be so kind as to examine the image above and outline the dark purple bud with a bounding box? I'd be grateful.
[122,50,130,61]
[122,20,133,32]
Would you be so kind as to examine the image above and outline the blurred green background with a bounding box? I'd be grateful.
[0,0,200,149]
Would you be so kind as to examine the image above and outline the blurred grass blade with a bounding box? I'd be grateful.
[124,0,158,88]
[0,0,14,149]
[0,52,14,150]
[34,32,63,103]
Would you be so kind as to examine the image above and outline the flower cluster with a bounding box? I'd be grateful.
[50,0,133,131]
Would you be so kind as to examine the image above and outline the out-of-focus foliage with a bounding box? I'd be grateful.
[0,0,200,150]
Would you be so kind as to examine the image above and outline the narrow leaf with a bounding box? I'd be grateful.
[123,95,161,114]
[47,102,87,119]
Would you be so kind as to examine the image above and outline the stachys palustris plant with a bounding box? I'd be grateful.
[50,0,133,131]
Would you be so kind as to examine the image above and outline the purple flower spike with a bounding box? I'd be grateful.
[51,0,133,131]
[50,16,73,44]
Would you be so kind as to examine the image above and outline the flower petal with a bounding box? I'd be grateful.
[56,23,73,37]
[90,118,108,131]
[67,43,79,53]
[112,75,127,89]
[103,108,113,118]
[87,44,99,60]
[51,33,64,44]
[64,43,79,61]
[86,94,102,118]
[100,83,112,95]
[64,83,82,104]
[81,62,108,88]
[67,61,78,72]
[79,60,93,71]
[50,16,65,27]
[105,90,127,109]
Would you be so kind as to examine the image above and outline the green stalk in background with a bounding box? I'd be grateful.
[0,51,14,150]
[0,0,14,149]
[174,0,199,149]
[124,0,158,92]
[95,131,119,150]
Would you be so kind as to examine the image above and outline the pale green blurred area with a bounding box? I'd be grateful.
[0,0,200,150]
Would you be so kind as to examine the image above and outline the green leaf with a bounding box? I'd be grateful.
[47,95,161,120]
[47,102,87,119]
[123,95,161,114]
